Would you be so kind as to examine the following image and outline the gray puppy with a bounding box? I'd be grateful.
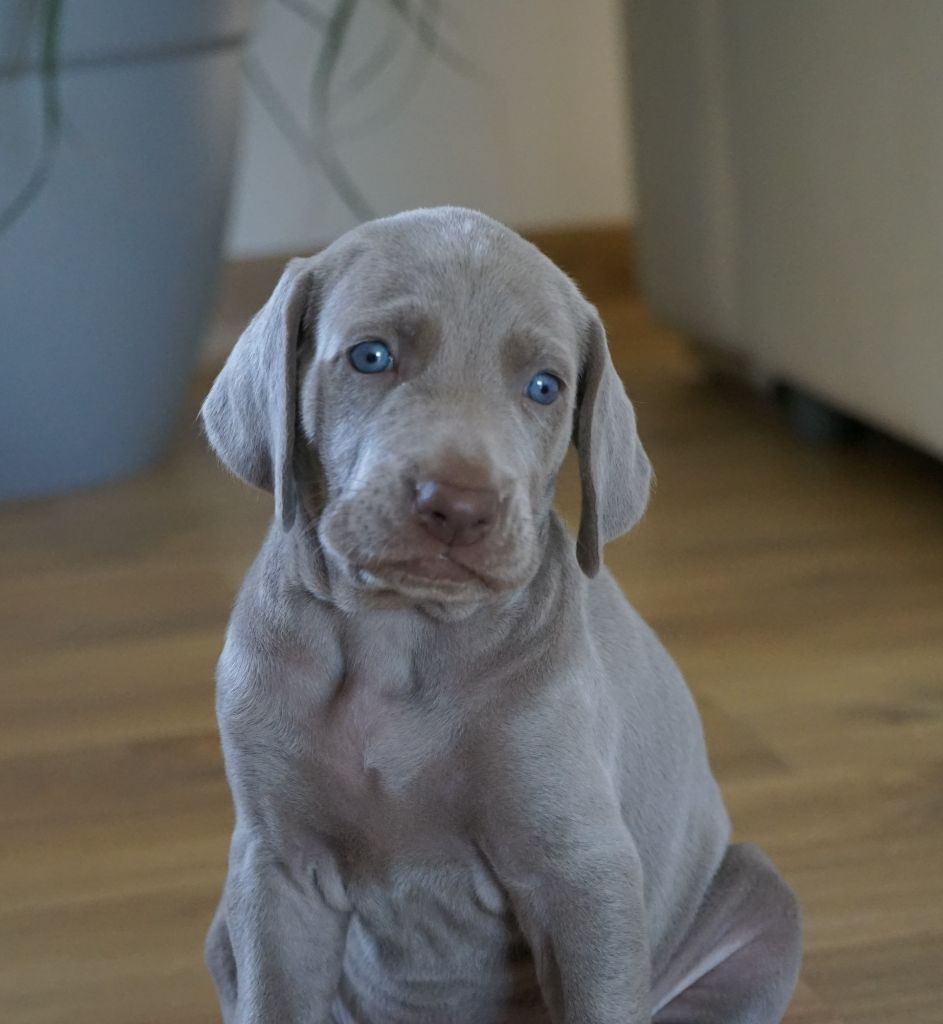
[201,207,802,1024]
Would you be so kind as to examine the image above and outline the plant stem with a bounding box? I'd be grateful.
[0,0,64,235]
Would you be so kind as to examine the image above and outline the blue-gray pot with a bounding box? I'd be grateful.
[0,1,250,500]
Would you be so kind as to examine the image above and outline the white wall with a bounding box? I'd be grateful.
[225,0,636,257]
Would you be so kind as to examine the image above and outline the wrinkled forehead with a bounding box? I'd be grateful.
[317,221,581,362]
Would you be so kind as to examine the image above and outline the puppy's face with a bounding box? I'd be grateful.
[305,217,581,607]
[201,208,651,611]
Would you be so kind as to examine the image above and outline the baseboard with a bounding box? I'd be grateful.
[522,221,636,302]
[204,221,636,367]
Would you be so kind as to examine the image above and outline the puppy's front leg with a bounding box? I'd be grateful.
[485,796,651,1024]
[516,837,650,1024]
[216,829,348,1024]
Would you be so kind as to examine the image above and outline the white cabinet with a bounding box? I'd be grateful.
[626,0,943,456]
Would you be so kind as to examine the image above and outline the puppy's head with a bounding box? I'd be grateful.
[202,208,650,609]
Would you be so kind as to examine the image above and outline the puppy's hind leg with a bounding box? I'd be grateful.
[652,844,802,1024]
[205,899,238,1024]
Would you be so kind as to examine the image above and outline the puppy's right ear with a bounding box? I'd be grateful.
[200,257,316,532]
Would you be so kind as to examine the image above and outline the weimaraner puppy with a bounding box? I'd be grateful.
[201,207,802,1024]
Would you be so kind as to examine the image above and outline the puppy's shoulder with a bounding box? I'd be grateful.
[582,563,694,708]
[215,528,343,721]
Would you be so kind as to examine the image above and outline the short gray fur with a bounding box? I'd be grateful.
[201,208,802,1024]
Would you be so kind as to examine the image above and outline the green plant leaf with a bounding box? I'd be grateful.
[0,0,64,235]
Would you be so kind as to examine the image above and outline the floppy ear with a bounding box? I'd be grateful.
[574,306,653,577]
[200,257,316,532]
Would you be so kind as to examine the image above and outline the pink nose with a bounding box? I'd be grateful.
[414,480,499,547]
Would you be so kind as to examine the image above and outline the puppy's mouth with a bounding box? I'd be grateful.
[387,552,480,584]
[358,550,489,590]
[342,539,538,606]
[319,493,538,603]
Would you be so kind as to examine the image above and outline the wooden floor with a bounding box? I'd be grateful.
[2,248,942,1024]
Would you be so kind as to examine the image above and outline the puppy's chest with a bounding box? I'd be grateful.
[303,660,472,842]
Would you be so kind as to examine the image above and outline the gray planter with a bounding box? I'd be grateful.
[0,1,250,500]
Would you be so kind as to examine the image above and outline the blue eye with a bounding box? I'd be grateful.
[349,339,393,374]
[526,372,562,405]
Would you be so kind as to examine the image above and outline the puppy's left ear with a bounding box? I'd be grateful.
[200,257,317,532]
[573,304,653,577]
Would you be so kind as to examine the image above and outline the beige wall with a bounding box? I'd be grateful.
[225,0,635,257]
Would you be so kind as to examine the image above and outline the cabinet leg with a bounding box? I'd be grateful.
[781,385,862,447]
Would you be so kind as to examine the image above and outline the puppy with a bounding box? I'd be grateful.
[201,207,801,1024]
